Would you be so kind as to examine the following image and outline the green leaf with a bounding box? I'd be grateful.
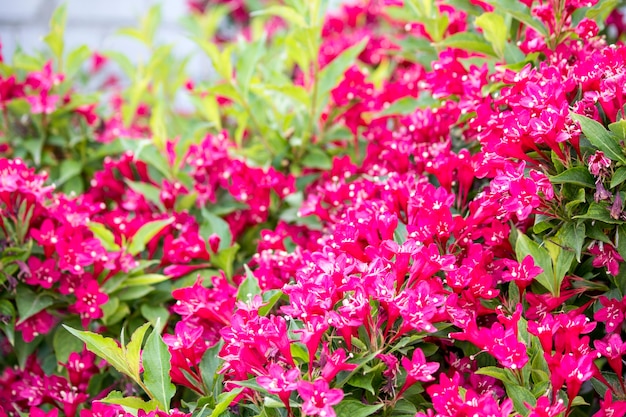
[65,45,91,79]
[44,4,67,61]
[101,391,159,412]
[377,97,421,117]
[436,32,496,56]
[201,208,232,251]
[55,160,83,188]
[251,5,307,27]
[127,217,174,255]
[143,324,176,411]
[574,202,625,224]
[609,119,626,140]
[486,0,548,36]
[301,147,332,170]
[475,12,508,58]
[126,180,165,211]
[571,113,626,163]
[611,167,626,188]
[210,387,244,417]
[53,323,84,363]
[615,224,626,261]
[88,222,121,252]
[504,383,536,416]
[211,244,240,279]
[199,341,224,392]
[347,372,376,394]
[515,234,558,296]
[236,35,266,99]
[125,323,151,380]
[475,366,515,383]
[63,325,131,377]
[557,222,586,262]
[0,300,16,346]
[141,305,170,333]
[316,38,368,117]
[16,286,55,324]
[550,166,595,188]
[237,265,262,302]
[259,290,284,316]
[334,400,383,417]
[124,274,170,287]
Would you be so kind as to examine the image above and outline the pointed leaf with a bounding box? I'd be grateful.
[143,324,175,410]
[63,325,131,377]
[125,323,151,380]
[210,388,244,417]
[128,217,174,255]
[16,286,55,324]
[571,113,626,163]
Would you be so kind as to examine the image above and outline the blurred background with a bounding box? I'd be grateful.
[0,0,344,63]
[0,0,193,62]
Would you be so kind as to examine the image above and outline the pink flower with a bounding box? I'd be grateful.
[594,296,626,333]
[401,348,440,385]
[297,379,344,417]
[258,363,300,408]
[588,242,624,276]
[69,279,108,327]
[16,310,56,342]
[588,150,611,176]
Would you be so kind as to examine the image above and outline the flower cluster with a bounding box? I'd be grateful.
[2,0,626,416]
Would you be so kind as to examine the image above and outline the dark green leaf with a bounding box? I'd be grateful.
[571,113,626,163]
[504,383,536,416]
[237,265,262,302]
[574,202,625,224]
[611,167,626,188]
[16,286,55,324]
[334,400,383,417]
[347,372,376,394]
[515,234,557,295]
[201,208,232,251]
[550,166,595,188]
[557,222,586,262]
[0,300,16,346]
[302,147,332,170]
[53,323,84,363]
[199,341,224,392]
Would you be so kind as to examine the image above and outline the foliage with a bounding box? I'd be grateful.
[2,0,626,416]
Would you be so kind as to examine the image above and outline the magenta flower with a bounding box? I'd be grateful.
[69,279,109,327]
[297,379,344,417]
[401,348,440,384]
[258,363,299,409]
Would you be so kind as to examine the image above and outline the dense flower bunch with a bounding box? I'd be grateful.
[3,0,626,416]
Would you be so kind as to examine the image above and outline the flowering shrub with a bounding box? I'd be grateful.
[3,0,626,416]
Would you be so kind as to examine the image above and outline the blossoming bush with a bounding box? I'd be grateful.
[3,0,626,415]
